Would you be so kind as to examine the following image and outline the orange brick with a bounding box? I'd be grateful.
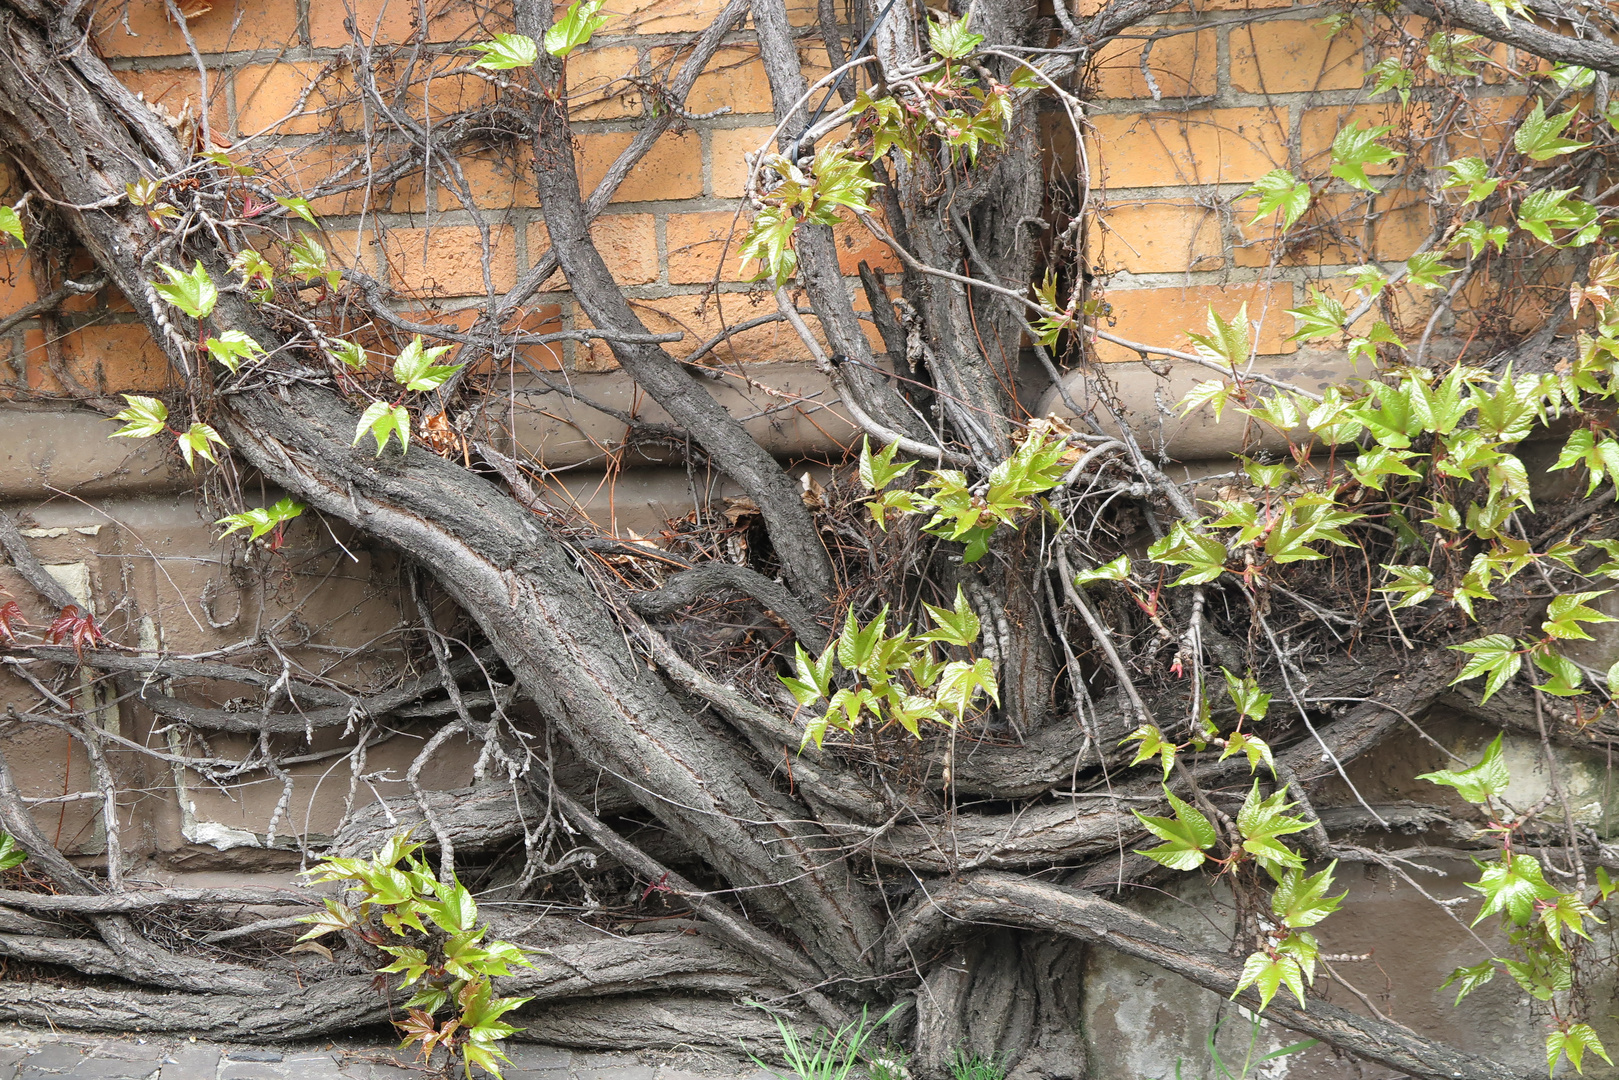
[1370,193,1433,261]
[259,145,404,216]
[1090,28,1216,100]
[118,69,228,134]
[380,225,517,297]
[1088,108,1288,188]
[309,0,499,47]
[576,131,703,203]
[565,46,644,121]
[1230,20,1366,94]
[0,249,39,312]
[666,211,749,284]
[710,126,778,199]
[653,45,774,117]
[402,57,497,124]
[529,215,659,287]
[234,62,331,137]
[59,324,171,394]
[830,215,900,275]
[402,151,540,212]
[581,291,824,369]
[1094,282,1296,362]
[1091,201,1221,274]
[94,0,300,56]
[595,0,733,35]
[1198,0,1292,10]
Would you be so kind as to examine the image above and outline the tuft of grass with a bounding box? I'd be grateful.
[948,1049,1005,1080]
[744,1002,909,1080]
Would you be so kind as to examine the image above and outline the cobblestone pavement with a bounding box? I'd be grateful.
[0,1027,769,1080]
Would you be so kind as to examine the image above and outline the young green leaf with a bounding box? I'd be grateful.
[1448,633,1524,701]
[1221,730,1275,775]
[1236,781,1312,873]
[1329,122,1404,192]
[275,195,318,227]
[1272,862,1346,929]
[1147,521,1229,586]
[859,437,916,492]
[935,657,998,719]
[1468,852,1558,926]
[1514,99,1589,162]
[205,331,266,374]
[1417,732,1509,803]
[544,1,607,59]
[927,11,984,59]
[216,497,305,542]
[1233,950,1306,1011]
[153,260,218,319]
[1542,590,1616,641]
[328,339,367,370]
[1548,1024,1612,1077]
[918,586,982,647]
[289,234,341,290]
[1073,556,1131,587]
[1379,564,1436,610]
[109,395,170,440]
[1187,304,1251,367]
[1440,959,1497,1005]
[0,206,25,248]
[471,31,540,68]
[0,833,28,871]
[354,401,411,456]
[1132,787,1217,871]
[176,422,227,470]
[391,335,463,392]
[1122,724,1177,779]
[1222,669,1271,722]
[1244,169,1312,229]
[1441,156,1500,205]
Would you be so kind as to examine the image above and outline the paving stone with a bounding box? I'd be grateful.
[503,1045,571,1069]
[157,1043,219,1080]
[21,1045,89,1072]
[220,1053,282,1065]
[64,1060,161,1080]
[580,1067,656,1080]
[216,1068,286,1080]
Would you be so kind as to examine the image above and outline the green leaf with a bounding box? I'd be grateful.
[1220,730,1275,775]
[1147,521,1228,586]
[1441,156,1500,205]
[109,394,169,439]
[1244,169,1312,229]
[153,260,218,319]
[205,331,266,374]
[544,1,607,59]
[738,205,798,287]
[1271,862,1346,929]
[1222,669,1271,722]
[1380,564,1436,610]
[1122,724,1177,779]
[391,335,462,392]
[472,31,540,68]
[1286,289,1347,343]
[927,11,984,59]
[216,497,305,543]
[275,196,318,227]
[295,897,357,941]
[1187,304,1251,367]
[1440,959,1496,1005]
[1232,950,1306,1011]
[1405,251,1457,291]
[1366,56,1414,105]
[289,234,341,290]
[0,833,28,871]
[1540,892,1599,950]
[1073,556,1131,587]
[328,339,367,369]
[1446,636,1523,703]
[1329,122,1403,192]
[0,206,25,248]
[1133,787,1216,871]
[354,400,411,456]
[1418,732,1509,803]
[935,657,998,720]
[1515,99,1589,162]
[177,422,227,470]
[1236,781,1312,874]
[859,437,916,492]
[1543,590,1615,641]
[918,586,981,647]
[377,944,430,985]
[781,642,835,706]
[1549,1024,1612,1077]
[1180,379,1233,421]
[1469,852,1558,926]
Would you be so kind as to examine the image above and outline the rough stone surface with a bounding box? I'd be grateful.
[0,1029,757,1080]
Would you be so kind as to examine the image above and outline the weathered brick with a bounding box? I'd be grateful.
[710,126,778,199]
[529,216,659,287]
[0,250,39,311]
[233,62,329,137]
[666,211,749,284]
[1089,27,1216,100]
[94,0,301,57]
[47,324,173,395]
[660,45,775,117]
[496,305,566,372]
[576,132,703,203]
[399,151,540,212]
[1092,282,1296,362]
[308,0,499,47]
[1230,19,1366,93]
[1370,194,1433,261]
[379,225,518,297]
[1231,191,1368,269]
[565,46,646,121]
[598,0,740,34]
[1090,200,1222,274]
[117,70,228,135]
[261,145,419,217]
[830,215,900,276]
[584,291,823,369]
[1087,107,1288,188]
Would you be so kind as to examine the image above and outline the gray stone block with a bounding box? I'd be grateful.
[64,1060,161,1080]
[503,1046,571,1070]
[157,1044,219,1080]
[579,1067,656,1080]
[20,1045,88,1072]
